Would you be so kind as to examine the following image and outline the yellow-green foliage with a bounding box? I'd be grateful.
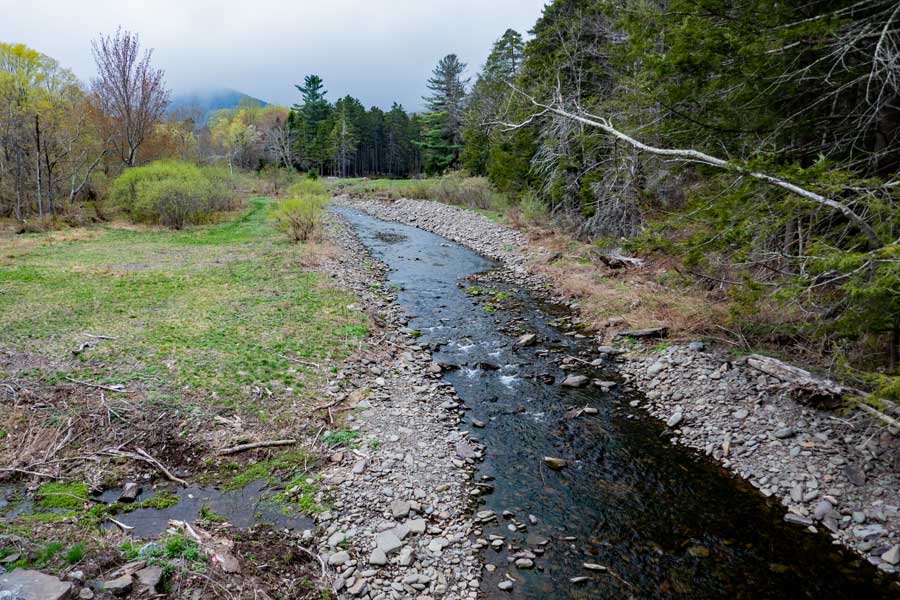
[286,179,328,197]
[274,181,329,242]
[109,160,240,229]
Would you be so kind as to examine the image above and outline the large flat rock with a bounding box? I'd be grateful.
[0,569,73,600]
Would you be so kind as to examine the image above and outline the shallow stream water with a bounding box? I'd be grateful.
[335,206,896,599]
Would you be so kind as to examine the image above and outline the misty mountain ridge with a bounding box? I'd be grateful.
[168,88,269,123]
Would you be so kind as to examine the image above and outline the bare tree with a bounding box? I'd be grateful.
[265,116,295,169]
[91,28,169,167]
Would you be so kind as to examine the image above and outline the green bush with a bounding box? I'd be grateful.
[519,190,549,224]
[286,179,328,198]
[273,194,328,242]
[109,160,240,229]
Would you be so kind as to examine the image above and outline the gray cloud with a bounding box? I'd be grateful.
[2,0,547,110]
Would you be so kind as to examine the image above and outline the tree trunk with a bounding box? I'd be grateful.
[44,145,54,216]
[35,116,44,222]
[14,143,23,221]
[891,317,899,373]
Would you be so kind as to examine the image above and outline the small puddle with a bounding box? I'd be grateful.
[1,481,314,539]
[334,206,897,599]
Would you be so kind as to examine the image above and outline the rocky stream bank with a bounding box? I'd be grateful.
[334,195,900,579]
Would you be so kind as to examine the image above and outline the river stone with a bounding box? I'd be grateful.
[784,513,813,527]
[0,569,73,600]
[515,333,537,347]
[543,456,567,470]
[407,518,427,534]
[843,464,866,487]
[497,580,513,591]
[853,524,887,538]
[369,548,387,566]
[101,575,133,596]
[773,427,795,439]
[647,362,666,377]
[376,531,403,554]
[119,482,140,503]
[398,547,415,566]
[390,499,411,519]
[814,500,832,521]
[515,558,534,569]
[733,409,749,420]
[561,374,590,388]
[666,412,684,428]
[688,341,705,351]
[455,440,476,459]
[328,551,350,566]
[881,545,900,565]
[347,579,367,596]
[328,530,351,547]
[135,565,163,591]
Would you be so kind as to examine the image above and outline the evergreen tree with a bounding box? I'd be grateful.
[291,74,332,172]
[461,29,527,181]
[422,54,469,171]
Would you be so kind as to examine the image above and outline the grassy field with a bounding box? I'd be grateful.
[0,196,368,592]
[0,197,367,415]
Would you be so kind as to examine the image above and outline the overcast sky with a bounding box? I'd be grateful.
[1,0,547,111]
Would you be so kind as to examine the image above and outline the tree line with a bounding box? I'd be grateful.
[0,30,461,224]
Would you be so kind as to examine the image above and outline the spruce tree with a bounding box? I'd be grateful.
[422,54,469,171]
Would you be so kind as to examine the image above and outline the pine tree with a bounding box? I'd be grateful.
[422,54,469,171]
[461,29,525,178]
[290,74,332,172]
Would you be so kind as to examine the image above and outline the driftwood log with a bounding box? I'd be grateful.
[744,354,899,430]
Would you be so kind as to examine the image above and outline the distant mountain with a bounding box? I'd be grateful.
[168,88,270,124]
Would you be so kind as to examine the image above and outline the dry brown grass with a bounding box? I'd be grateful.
[519,225,729,343]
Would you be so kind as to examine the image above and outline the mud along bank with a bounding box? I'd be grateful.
[332,196,899,598]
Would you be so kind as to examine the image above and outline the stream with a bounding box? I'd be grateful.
[335,206,897,599]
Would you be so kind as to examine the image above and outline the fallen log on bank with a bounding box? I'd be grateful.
[743,354,899,430]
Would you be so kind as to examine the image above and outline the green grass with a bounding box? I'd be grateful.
[37,482,89,509]
[321,429,360,448]
[220,450,311,491]
[65,542,86,564]
[0,198,368,412]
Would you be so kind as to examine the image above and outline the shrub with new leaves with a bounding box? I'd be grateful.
[274,184,329,242]
[109,160,239,229]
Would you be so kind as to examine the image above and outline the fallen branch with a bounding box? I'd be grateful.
[744,354,899,428]
[84,333,117,340]
[0,467,59,479]
[135,447,187,486]
[108,517,134,532]
[857,402,900,431]
[501,86,882,247]
[277,354,321,369]
[218,439,297,455]
[64,376,130,393]
[102,447,187,486]
[72,341,95,356]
